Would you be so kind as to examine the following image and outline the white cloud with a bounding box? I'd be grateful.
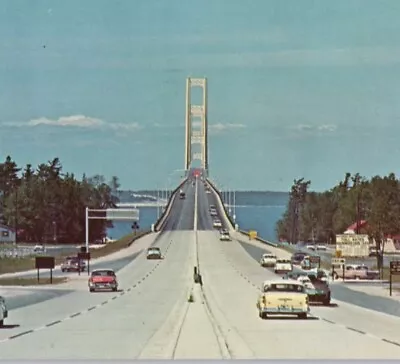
[294,124,337,132]
[2,115,141,131]
[209,123,246,132]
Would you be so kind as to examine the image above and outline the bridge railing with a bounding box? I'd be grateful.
[206,178,278,248]
[154,178,188,231]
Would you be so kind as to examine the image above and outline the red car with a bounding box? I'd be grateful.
[88,269,118,292]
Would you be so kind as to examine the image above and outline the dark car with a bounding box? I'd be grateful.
[299,272,331,305]
[291,252,307,265]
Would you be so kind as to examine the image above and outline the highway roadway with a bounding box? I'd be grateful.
[1,176,400,358]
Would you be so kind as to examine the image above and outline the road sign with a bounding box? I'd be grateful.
[331,258,346,265]
[35,256,55,269]
[78,252,91,261]
[390,260,400,275]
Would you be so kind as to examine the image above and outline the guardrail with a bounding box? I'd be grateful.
[154,178,188,231]
[206,178,279,248]
[205,179,235,229]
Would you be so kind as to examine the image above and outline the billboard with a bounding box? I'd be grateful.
[336,234,370,257]
[105,208,139,221]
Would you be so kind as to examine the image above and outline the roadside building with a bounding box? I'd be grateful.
[0,224,16,243]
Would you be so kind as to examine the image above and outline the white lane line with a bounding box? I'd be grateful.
[2,239,175,343]
[194,178,198,232]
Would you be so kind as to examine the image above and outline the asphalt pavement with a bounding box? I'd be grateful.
[1,184,192,310]
[237,239,400,318]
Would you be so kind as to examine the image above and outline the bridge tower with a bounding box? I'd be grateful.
[184,77,208,174]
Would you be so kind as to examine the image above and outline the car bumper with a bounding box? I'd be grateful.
[91,284,117,290]
[261,307,309,314]
[261,262,275,267]
[308,293,330,302]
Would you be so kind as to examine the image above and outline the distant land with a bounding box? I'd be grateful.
[118,190,289,207]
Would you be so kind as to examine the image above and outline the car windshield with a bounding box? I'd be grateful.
[92,271,115,277]
[264,284,305,293]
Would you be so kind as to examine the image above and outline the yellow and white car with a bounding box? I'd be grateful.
[256,279,310,319]
[260,253,277,267]
[274,259,293,274]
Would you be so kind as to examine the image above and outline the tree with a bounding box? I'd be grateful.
[276,178,310,243]
[276,171,400,267]
[0,155,120,244]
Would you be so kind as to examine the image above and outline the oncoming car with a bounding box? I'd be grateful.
[219,229,231,241]
[260,253,277,268]
[256,280,309,319]
[213,219,222,228]
[146,247,163,260]
[88,269,118,292]
[274,259,293,274]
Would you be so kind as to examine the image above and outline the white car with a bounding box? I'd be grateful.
[0,295,8,327]
[219,231,231,241]
[33,244,46,253]
[210,209,217,216]
[260,253,277,267]
[274,259,293,274]
[316,244,327,251]
[213,219,222,228]
[306,244,316,251]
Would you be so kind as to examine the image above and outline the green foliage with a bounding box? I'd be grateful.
[0,155,120,244]
[276,172,400,271]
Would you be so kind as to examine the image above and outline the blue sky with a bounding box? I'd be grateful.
[1,0,400,191]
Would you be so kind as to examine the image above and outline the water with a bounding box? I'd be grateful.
[107,191,288,242]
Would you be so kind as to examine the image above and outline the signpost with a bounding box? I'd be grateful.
[77,251,91,276]
[309,255,321,269]
[331,258,346,282]
[85,207,139,273]
[131,221,139,235]
[389,260,400,296]
[35,256,55,284]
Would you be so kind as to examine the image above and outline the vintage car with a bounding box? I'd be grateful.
[61,256,86,272]
[0,295,8,327]
[296,274,331,305]
[88,269,118,292]
[213,219,222,228]
[260,253,277,268]
[291,252,308,265]
[219,229,231,241]
[332,263,377,280]
[146,247,163,260]
[274,259,293,274]
[256,280,310,319]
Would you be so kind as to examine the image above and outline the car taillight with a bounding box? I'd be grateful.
[305,296,309,304]
[262,296,266,305]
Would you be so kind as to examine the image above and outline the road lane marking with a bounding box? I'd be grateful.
[0,239,175,344]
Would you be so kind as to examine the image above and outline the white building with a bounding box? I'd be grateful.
[0,224,16,243]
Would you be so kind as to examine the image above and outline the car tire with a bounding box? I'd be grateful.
[258,311,265,319]
[112,287,117,292]
[89,288,94,292]
[0,319,3,327]
[298,313,307,319]
[61,269,65,272]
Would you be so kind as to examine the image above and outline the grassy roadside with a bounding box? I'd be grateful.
[0,230,151,275]
[0,277,68,286]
